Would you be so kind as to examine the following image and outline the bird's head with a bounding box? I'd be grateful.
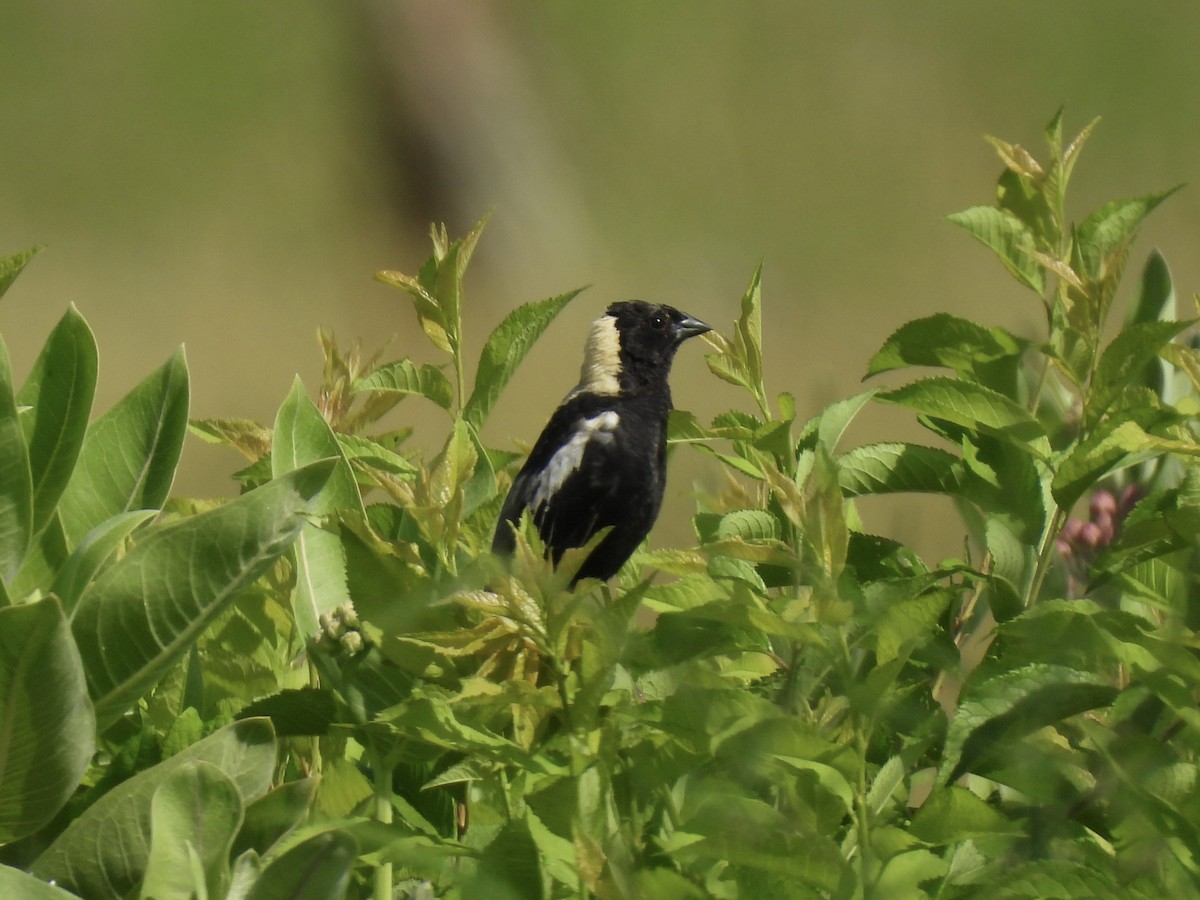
[576,300,710,395]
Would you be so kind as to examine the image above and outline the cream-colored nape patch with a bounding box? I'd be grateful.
[570,314,621,396]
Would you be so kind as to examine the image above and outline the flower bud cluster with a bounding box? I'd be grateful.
[1055,484,1142,583]
[314,602,366,657]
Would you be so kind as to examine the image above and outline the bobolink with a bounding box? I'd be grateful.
[493,300,711,584]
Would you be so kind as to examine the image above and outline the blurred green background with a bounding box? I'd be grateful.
[4,2,1199,560]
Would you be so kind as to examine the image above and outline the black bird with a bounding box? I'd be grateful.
[492,300,711,584]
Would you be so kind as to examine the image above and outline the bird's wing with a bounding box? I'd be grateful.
[492,397,622,555]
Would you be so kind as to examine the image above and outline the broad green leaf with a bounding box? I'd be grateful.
[878,377,1049,457]
[0,336,31,583]
[273,379,359,643]
[140,761,244,900]
[0,865,79,899]
[335,432,417,477]
[50,509,157,615]
[715,508,780,542]
[1087,318,1192,425]
[464,289,583,430]
[874,850,949,898]
[908,786,1021,844]
[234,778,319,859]
[353,359,454,410]
[1051,417,1161,511]
[674,790,847,892]
[0,245,43,300]
[976,860,1131,899]
[866,313,1023,378]
[15,306,98,536]
[947,205,1045,293]
[8,514,68,601]
[874,589,953,663]
[1075,188,1180,280]
[941,663,1117,784]
[244,830,356,900]
[475,816,545,900]
[72,461,335,728]
[0,597,95,844]
[58,348,189,547]
[32,718,278,900]
[808,389,877,453]
[1129,249,1175,326]
[837,442,964,497]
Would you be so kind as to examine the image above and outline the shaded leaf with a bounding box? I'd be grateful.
[0,336,31,582]
[58,348,189,546]
[942,664,1117,783]
[32,718,278,899]
[72,461,335,728]
[0,598,95,844]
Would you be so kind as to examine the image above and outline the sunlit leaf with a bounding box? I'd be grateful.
[464,289,583,430]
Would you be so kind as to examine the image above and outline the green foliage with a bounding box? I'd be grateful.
[3,114,1200,898]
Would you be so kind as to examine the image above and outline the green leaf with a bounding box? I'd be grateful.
[947,205,1045,293]
[140,760,244,900]
[941,663,1117,783]
[866,313,1024,379]
[353,359,454,410]
[0,597,95,844]
[1075,188,1180,280]
[15,306,98,537]
[32,718,278,899]
[244,830,356,900]
[799,389,877,454]
[874,849,949,898]
[1087,318,1193,425]
[58,348,189,547]
[50,510,157,615]
[335,432,417,477]
[1051,416,1161,511]
[837,442,965,497]
[234,778,319,858]
[464,289,584,430]
[909,786,1021,844]
[0,336,32,583]
[273,378,359,643]
[706,264,765,404]
[72,460,334,728]
[0,865,79,899]
[0,245,43,300]
[878,377,1048,457]
[475,816,545,900]
[1129,249,1175,326]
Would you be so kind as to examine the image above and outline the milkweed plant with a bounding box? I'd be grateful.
[2,112,1200,898]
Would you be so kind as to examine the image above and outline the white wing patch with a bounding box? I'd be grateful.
[529,410,620,510]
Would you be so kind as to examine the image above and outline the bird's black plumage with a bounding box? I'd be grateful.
[492,300,710,584]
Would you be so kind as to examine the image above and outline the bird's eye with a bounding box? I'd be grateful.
[651,314,666,329]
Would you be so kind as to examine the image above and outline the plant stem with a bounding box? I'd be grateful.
[367,740,394,900]
[1024,505,1067,608]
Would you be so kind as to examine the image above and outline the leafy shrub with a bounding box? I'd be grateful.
[3,112,1200,898]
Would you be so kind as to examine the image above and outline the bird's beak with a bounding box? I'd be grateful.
[673,313,711,342]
